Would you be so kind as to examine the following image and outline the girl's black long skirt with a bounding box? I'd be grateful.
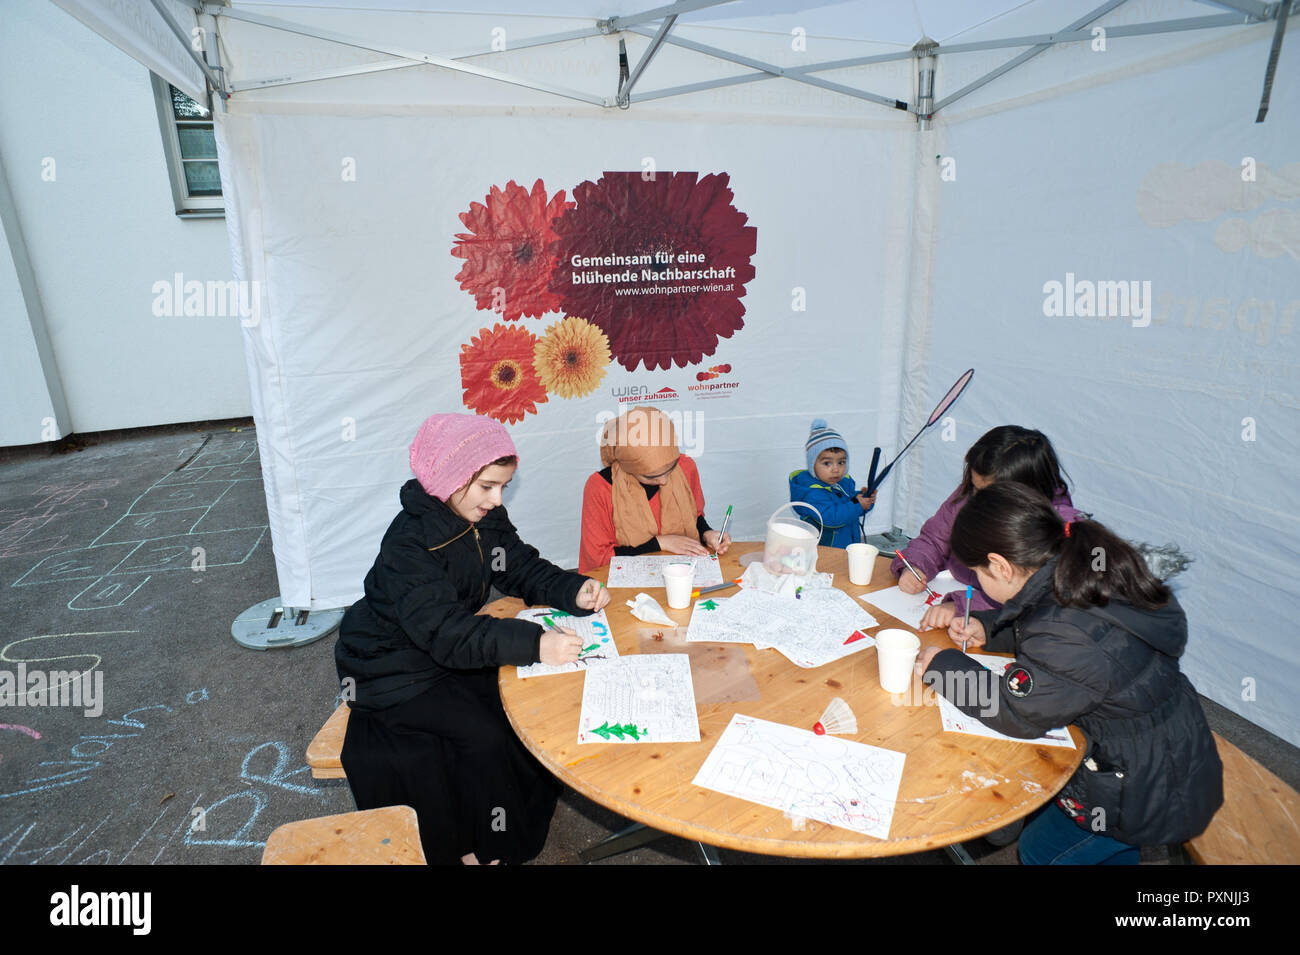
[340,668,560,864]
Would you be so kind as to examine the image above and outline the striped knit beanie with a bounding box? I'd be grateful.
[806,418,848,472]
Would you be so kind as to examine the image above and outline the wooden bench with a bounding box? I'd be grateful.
[1184,731,1300,864]
[261,806,425,865]
[307,703,350,780]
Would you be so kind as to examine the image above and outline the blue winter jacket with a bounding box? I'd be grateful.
[788,469,869,548]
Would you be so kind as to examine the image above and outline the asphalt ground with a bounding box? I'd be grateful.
[0,421,1293,866]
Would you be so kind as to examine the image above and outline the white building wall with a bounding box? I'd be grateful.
[0,0,251,447]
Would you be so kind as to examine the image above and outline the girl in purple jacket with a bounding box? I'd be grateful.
[893,425,1081,628]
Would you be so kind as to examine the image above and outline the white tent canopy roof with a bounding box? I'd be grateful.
[55,1,1283,116]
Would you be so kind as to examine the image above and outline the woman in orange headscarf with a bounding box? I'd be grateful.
[578,406,731,574]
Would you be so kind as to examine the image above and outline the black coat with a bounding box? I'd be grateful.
[927,558,1223,847]
[335,480,589,711]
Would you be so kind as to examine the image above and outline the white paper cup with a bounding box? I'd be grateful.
[876,628,921,693]
[663,562,695,610]
[846,543,878,586]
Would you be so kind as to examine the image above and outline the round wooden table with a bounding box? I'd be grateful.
[488,543,1084,859]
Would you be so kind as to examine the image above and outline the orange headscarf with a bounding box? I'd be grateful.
[599,407,698,547]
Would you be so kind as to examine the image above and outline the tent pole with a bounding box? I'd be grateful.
[205,5,609,106]
[1256,0,1293,121]
[602,0,734,33]
[914,37,938,130]
[625,26,914,111]
[148,0,227,98]
[932,0,1127,114]
[618,14,677,106]
[228,27,606,94]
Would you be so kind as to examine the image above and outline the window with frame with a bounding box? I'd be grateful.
[151,74,223,216]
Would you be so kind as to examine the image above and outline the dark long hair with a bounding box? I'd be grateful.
[960,426,1070,500]
[950,482,1170,610]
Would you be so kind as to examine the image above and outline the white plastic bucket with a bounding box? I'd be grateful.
[764,502,822,575]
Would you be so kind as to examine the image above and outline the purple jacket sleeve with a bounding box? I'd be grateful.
[891,486,963,581]
[930,488,1081,615]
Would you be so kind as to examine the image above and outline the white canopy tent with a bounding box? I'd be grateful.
[52,0,1299,746]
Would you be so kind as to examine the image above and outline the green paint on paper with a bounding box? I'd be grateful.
[589,721,647,741]
[699,599,718,610]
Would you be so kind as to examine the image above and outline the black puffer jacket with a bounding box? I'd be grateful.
[335,480,589,711]
[927,558,1223,847]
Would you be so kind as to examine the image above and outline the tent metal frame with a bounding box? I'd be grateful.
[188,0,1283,119]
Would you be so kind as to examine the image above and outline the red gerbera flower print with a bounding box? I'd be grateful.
[452,179,574,320]
[548,171,757,371]
[459,324,548,424]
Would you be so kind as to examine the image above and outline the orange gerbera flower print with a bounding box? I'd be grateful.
[533,316,611,399]
[459,324,548,424]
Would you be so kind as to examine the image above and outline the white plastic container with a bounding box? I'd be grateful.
[763,502,822,575]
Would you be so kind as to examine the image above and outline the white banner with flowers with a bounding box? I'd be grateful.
[215,106,910,608]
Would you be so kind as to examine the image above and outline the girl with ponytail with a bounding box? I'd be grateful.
[916,482,1222,865]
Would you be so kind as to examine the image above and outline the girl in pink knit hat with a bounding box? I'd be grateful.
[335,413,609,865]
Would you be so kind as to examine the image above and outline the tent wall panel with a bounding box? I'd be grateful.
[919,32,1300,745]
[215,105,909,608]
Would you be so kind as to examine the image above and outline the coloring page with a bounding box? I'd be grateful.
[577,654,700,744]
[606,554,725,589]
[683,596,772,649]
[686,588,877,667]
[860,570,967,630]
[693,714,906,840]
[514,608,619,678]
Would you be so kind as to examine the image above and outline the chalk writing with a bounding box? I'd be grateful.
[0,481,119,559]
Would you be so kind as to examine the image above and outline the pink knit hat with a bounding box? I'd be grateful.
[409,414,518,501]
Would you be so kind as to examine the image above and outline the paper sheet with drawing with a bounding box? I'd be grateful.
[935,652,1075,748]
[684,596,771,649]
[577,653,700,744]
[693,714,907,840]
[859,570,968,630]
[606,554,725,589]
[686,587,878,668]
[514,608,619,678]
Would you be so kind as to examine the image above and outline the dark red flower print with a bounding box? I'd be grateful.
[452,179,574,320]
[547,171,757,371]
[459,324,548,424]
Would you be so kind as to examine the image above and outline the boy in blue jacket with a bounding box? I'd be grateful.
[789,419,876,548]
